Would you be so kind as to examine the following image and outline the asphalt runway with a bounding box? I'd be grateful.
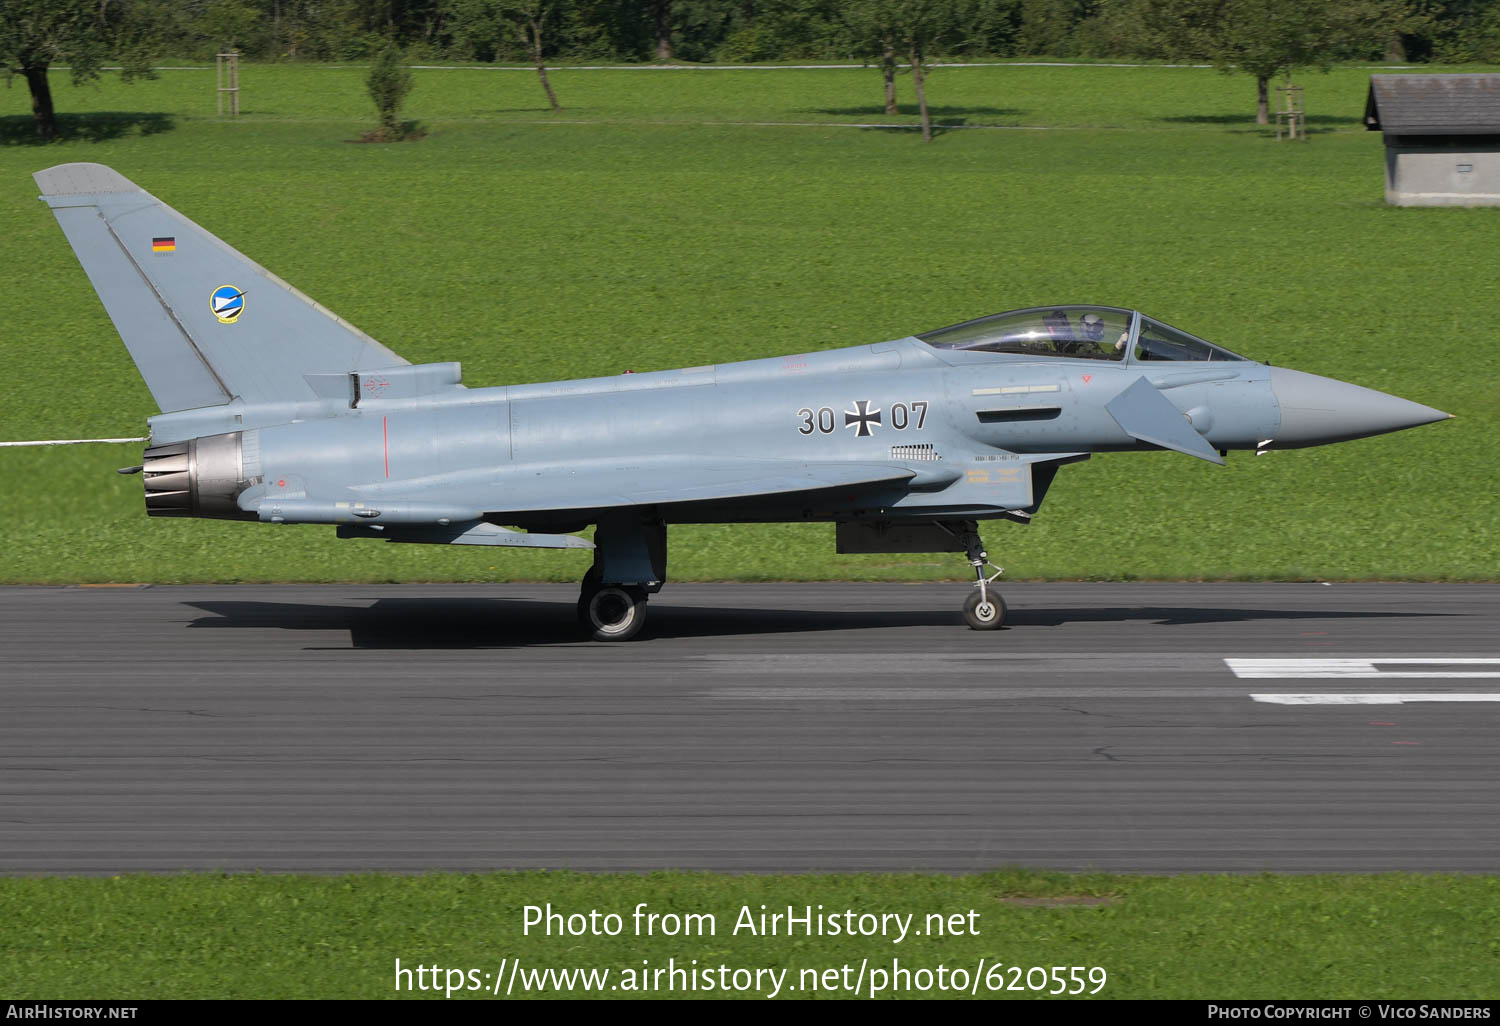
[3,582,1498,875]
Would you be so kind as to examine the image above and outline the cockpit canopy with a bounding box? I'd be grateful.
[917,306,1248,363]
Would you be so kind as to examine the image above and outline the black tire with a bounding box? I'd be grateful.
[576,565,604,628]
[584,585,648,642]
[962,590,1006,630]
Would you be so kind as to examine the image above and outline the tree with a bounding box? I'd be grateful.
[895,0,958,141]
[1134,0,1403,124]
[846,1,900,113]
[200,0,263,52]
[650,0,671,59]
[504,0,563,110]
[1405,0,1500,62]
[844,0,960,138]
[746,0,851,61]
[366,38,412,137]
[1209,0,1334,124]
[450,0,563,110]
[1017,0,1090,55]
[845,0,903,114]
[0,0,157,140]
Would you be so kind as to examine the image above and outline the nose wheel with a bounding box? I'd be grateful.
[941,522,1006,631]
[963,590,1006,630]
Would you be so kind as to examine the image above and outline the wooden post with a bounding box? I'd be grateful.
[1275,83,1304,141]
[216,52,240,117]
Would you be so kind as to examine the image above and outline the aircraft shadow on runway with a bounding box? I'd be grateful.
[180,599,1449,649]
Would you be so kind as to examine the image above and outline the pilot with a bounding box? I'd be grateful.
[1080,315,1131,355]
[1060,312,1107,356]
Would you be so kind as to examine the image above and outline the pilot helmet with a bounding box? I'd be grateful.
[1080,313,1105,340]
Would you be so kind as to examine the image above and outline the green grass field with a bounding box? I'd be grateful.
[0,62,1494,584]
[5,870,1499,999]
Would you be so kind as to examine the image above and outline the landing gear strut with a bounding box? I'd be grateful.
[943,522,1006,630]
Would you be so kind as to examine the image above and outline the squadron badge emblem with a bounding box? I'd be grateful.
[210,284,245,324]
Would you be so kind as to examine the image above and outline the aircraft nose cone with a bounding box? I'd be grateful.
[1269,367,1450,448]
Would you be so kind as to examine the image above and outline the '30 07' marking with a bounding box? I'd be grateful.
[797,400,927,437]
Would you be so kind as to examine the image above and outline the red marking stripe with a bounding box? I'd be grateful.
[383,416,389,478]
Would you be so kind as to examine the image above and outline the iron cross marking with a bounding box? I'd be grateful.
[844,400,882,437]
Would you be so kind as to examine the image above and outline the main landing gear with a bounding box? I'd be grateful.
[944,522,1006,631]
[577,565,650,642]
[576,514,666,642]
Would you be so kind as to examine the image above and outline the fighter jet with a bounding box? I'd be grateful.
[33,163,1450,639]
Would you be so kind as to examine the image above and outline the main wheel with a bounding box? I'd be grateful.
[584,585,648,642]
[962,590,1006,630]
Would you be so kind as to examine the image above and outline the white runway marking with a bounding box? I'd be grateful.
[1252,693,1500,705]
[709,687,1247,700]
[693,653,1225,677]
[1227,658,1500,679]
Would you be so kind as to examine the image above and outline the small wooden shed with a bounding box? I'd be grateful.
[1365,74,1500,206]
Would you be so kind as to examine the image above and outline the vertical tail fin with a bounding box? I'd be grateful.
[35,163,409,413]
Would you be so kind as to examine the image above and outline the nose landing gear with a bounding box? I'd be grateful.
[945,522,1006,630]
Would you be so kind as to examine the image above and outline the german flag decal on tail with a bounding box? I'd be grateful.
[152,236,175,253]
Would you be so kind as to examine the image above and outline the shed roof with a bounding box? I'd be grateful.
[1365,74,1500,134]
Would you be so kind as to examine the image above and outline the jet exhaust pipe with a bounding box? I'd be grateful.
[141,432,255,521]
